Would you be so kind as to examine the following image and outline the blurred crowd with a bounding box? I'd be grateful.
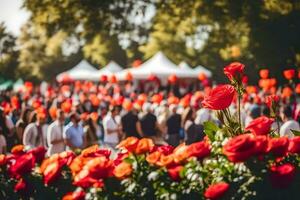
[0,77,299,156]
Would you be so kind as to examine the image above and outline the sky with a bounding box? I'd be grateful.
[0,0,30,35]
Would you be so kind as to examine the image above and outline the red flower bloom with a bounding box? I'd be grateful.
[288,136,300,154]
[187,141,210,159]
[156,145,174,155]
[62,190,85,200]
[245,116,274,135]
[259,69,269,79]
[283,69,295,80]
[204,182,230,200]
[270,163,295,188]
[268,137,289,157]
[27,146,46,163]
[9,153,35,177]
[265,95,280,108]
[223,134,263,162]
[224,62,245,81]
[167,165,183,181]
[202,84,235,110]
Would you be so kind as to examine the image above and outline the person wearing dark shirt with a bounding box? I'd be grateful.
[166,105,181,146]
[121,101,141,138]
[140,103,157,137]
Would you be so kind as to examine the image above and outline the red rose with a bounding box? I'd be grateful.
[283,69,295,80]
[9,153,35,177]
[204,182,230,200]
[259,69,269,79]
[268,137,289,157]
[288,136,300,154]
[167,165,183,181]
[62,190,85,200]
[224,62,245,81]
[156,145,174,155]
[245,116,274,135]
[43,160,63,185]
[27,146,46,163]
[187,141,210,159]
[202,84,235,110]
[14,179,26,192]
[223,134,262,162]
[265,95,280,108]
[255,135,269,155]
[270,163,295,188]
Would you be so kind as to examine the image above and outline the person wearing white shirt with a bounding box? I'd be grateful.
[103,106,121,149]
[280,105,300,138]
[47,109,66,156]
[23,112,48,149]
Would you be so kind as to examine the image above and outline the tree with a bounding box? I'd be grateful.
[0,23,19,80]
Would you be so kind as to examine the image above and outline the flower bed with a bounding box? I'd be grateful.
[1,133,300,200]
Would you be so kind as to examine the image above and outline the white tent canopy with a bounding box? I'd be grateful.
[90,61,123,81]
[178,61,192,70]
[56,60,98,81]
[194,65,212,77]
[117,52,198,80]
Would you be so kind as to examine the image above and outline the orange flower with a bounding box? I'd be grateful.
[168,74,178,84]
[282,87,293,98]
[113,162,133,179]
[173,143,189,164]
[11,145,25,155]
[125,72,133,81]
[83,157,114,179]
[62,190,85,200]
[117,137,139,152]
[156,154,174,167]
[146,151,161,165]
[259,69,269,79]
[198,72,207,81]
[135,138,155,154]
[283,69,295,80]
[109,74,118,83]
[0,154,6,166]
[43,161,61,185]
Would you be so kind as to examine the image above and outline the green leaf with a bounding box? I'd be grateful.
[203,121,219,141]
[291,129,300,136]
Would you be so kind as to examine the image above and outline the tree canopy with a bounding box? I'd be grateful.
[0,0,299,82]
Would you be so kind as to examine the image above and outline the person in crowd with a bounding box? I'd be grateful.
[182,107,204,145]
[103,106,122,149]
[23,111,48,149]
[85,113,102,147]
[140,103,165,145]
[0,127,7,154]
[16,107,32,143]
[0,107,15,149]
[47,109,66,156]
[280,105,300,138]
[166,104,181,146]
[245,104,261,126]
[63,112,85,150]
[121,101,142,138]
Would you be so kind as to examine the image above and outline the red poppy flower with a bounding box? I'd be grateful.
[204,182,230,200]
[270,163,295,188]
[245,116,274,136]
[283,69,295,80]
[202,84,235,110]
[223,62,245,81]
